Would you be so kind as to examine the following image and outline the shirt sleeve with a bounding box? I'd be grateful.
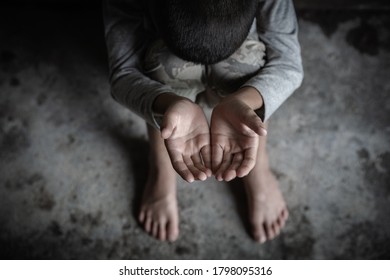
[243,0,304,121]
[103,0,173,129]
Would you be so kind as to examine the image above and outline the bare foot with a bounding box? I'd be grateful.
[138,125,179,242]
[243,138,288,243]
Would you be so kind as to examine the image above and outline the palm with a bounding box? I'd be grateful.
[210,99,263,181]
[162,100,212,182]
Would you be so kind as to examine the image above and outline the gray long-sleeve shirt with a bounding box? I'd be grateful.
[103,0,304,128]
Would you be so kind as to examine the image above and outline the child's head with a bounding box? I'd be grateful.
[156,0,258,64]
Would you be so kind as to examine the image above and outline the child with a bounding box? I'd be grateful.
[103,0,303,243]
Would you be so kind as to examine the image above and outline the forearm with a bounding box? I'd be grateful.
[105,0,173,129]
[110,70,174,127]
[152,93,193,115]
[223,86,264,111]
[245,0,303,121]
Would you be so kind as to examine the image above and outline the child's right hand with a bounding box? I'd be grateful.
[160,98,212,183]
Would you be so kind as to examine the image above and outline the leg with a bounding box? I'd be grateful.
[242,124,289,243]
[144,40,211,182]
[137,40,208,240]
[138,124,179,242]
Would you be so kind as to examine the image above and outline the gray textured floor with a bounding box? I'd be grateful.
[0,6,389,259]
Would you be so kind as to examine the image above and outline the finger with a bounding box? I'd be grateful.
[216,152,233,181]
[168,150,195,182]
[211,144,224,173]
[172,159,194,183]
[191,153,209,180]
[183,155,207,181]
[200,145,212,176]
[223,152,244,181]
[161,126,175,139]
[236,148,257,178]
[242,110,267,136]
[160,113,177,139]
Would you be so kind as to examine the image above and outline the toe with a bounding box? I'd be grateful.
[282,208,289,220]
[273,222,281,237]
[167,219,179,242]
[144,216,152,233]
[138,211,145,223]
[265,223,275,240]
[280,219,286,229]
[280,209,289,226]
[152,221,159,238]
[253,224,267,244]
[158,222,167,241]
[277,216,284,229]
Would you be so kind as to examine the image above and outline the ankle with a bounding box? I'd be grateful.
[149,160,175,176]
[144,171,177,200]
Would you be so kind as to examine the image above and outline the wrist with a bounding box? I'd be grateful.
[152,93,193,115]
[224,86,263,110]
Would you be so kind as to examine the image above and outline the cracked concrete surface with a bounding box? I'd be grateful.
[0,4,389,259]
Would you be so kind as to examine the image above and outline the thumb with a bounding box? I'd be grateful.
[243,110,267,136]
[160,113,177,139]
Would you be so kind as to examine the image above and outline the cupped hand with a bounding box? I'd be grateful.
[210,97,267,181]
[161,99,212,182]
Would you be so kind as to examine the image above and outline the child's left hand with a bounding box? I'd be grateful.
[210,91,267,181]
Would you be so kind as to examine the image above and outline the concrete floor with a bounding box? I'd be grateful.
[0,5,389,259]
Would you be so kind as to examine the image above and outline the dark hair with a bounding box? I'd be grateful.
[155,0,258,64]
